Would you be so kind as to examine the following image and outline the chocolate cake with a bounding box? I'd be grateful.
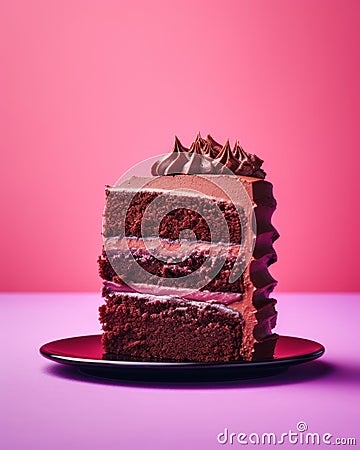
[99,133,279,362]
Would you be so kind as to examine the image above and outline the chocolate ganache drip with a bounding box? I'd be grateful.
[151,133,266,178]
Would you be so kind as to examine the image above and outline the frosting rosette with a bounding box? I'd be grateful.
[151,133,266,178]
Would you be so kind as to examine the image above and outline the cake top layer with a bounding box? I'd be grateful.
[151,133,266,179]
[111,174,274,207]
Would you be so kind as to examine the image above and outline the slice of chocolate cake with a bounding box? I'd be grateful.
[99,134,279,362]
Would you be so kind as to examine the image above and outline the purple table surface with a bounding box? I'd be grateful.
[1,292,359,450]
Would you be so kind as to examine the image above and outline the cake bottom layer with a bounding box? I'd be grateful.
[99,291,244,362]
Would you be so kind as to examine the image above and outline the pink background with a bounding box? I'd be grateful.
[1,0,360,292]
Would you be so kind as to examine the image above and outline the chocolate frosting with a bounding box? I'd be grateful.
[151,133,266,178]
[151,136,190,176]
[207,134,222,153]
[194,131,208,150]
[214,139,239,174]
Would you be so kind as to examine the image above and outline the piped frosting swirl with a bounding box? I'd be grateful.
[151,133,266,178]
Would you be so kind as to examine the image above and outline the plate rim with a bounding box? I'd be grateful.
[39,334,325,370]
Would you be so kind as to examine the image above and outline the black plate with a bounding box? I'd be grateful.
[39,335,325,381]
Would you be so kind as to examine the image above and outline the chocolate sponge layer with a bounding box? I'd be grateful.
[99,290,244,362]
[103,189,244,243]
[99,239,246,294]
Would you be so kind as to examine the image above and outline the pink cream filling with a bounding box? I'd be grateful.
[103,280,243,304]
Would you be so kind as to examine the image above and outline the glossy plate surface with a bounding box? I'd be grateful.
[40,335,325,381]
